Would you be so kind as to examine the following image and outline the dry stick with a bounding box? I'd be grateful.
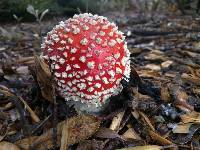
[19,97,40,123]
[31,114,53,134]
[52,83,58,150]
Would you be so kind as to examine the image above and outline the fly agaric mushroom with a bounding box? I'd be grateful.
[41,13,130,113]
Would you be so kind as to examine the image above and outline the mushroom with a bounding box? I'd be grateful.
[41,13,130,113]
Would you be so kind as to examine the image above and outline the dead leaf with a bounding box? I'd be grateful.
[195,69,200,78]
[60,119,69,150]
[138,70,161,78]
[131,110,140,120]
[172,123,193,134]
[116,145,162,150]
[193,88,200,96]
[76,140,104,150]
[164,72,176,78]
[95,127,122,139]
[16,115,101,150]
[109,111,125,131]
[171,124,200,144]
[122,124,141,140]
[160,83,171,102]
[0,141,20,150]
[181,73,200,86]
[34,55,51,77]
[170,85,193,111]
[180,111,200,123]
[15,136,38,150]
[139,111,155,131]
[161,60,173,68]
[148,130,172,145]
[34,54,53,102]
[174,86,188,102]
[15,56,34,65]
[144,64,161,71]
[144,53,166,61]
[129,48,142,54]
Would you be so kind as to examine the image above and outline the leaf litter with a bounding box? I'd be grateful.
[0,12,200,150]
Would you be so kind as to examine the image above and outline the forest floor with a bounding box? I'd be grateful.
[0,12,200,150]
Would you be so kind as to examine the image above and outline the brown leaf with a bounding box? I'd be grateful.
[144,64,161,71]
[60,121,69,150]
[172,123,193,134]
[34,54,53,102]
[116,145,162,150]
[161,60,173,68]
[0,141,20,150]
[15,136,38,150]
[181,73,200,86]
[137,70,161,78]
[171,124,200,145]
[95,127,122,139]
[59,115,100,146]
[109,111,125,131]
[76,140,104,150]
[128,47,143,54]
[170,85,193,111]
[148,130,172,145]
[143,50,166,62]
[160,83,171,103]
[193,88,200,96]
[122,125,141,140]
[16,115,101,150]
[180,111,200,124]
[144,53,166,61]
[15,56,34,65]
[34,54,51,77]
[139,111,155,131]
[174,87,188,102]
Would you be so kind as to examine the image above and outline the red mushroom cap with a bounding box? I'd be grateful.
[41,13,130,111]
